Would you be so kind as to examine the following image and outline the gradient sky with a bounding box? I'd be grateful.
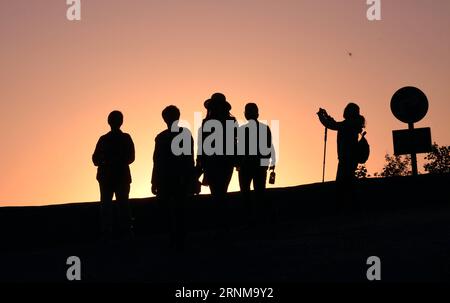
[1,0,449,206]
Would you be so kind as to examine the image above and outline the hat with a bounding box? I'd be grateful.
[209,92,231,111]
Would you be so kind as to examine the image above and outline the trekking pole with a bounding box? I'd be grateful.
[322,127,328,183]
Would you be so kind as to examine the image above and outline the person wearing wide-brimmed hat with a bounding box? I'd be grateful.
[197,93,237,209]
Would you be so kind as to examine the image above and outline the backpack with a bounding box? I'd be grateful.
[357,131,370,164]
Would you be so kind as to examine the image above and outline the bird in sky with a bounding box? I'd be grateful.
[346,50,353,57]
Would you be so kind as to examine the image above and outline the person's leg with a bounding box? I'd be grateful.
[205,170,223,235]
[172,189,187,252]
[335,161,347,213]
[239,167,253,219]
[156,189,171,244]
[220,165,235,228]
[115,182,132,236]
[253,167,268,222]
[336,160,356,211]
[99,182,114,236]
[206,165,232,234]
[157,184,185,251]
[205,169,218,197]
[336,161,345,183]
[223,165,234,194]
[346,161,358,208]
[166,193,177,249]
[207,166,231,203]
[253,167,267,194]
[238,168,252,193]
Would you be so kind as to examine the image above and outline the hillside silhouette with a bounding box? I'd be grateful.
[0,173,449,282]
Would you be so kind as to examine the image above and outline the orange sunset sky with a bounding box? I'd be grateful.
[1,0,449,206]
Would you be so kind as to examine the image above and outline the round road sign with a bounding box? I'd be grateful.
[391,86,429,124]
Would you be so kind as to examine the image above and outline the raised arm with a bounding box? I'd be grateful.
[268,127,277,169]
[317,109,340,131]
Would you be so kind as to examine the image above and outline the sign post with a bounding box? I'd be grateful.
[391,86,432,176]
[408,123,419,176]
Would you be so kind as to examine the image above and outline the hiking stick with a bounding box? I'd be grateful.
[322,127,328,183]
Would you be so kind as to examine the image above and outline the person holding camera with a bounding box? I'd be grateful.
[317,103,366,206]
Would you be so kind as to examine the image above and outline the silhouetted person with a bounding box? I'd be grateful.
[194,99,214,187]
[197,93,237,198]
[237,103,276,221]
[92,111,135,238]
[317,103,365,207]
[197,93,237,233]
[151,105,195,251]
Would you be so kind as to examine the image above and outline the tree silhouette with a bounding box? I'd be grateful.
[355,164,370,179]
[375,154,411,177]
[424,143,450,175]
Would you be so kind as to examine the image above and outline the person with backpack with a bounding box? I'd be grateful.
[317,103,367,206]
